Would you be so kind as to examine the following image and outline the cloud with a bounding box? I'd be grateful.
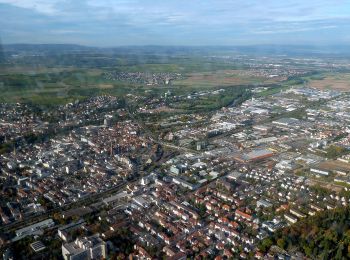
[0,0,62,14]
[0,0,350,45]
[49,29,85,34]
[252,25,338,35]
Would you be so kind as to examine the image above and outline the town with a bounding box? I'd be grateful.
[2,0,350,258]
[1,70,350,259]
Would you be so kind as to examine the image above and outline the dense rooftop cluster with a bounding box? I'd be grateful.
[103,72,183,85]
[1,80,350,259]
[0,103,48,145]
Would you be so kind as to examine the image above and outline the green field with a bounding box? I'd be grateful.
[0,68,140,105]
[0,55,318,107]
[0,63,277,106]
[173,69,282,89]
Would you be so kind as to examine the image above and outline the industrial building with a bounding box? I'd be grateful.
[233,149,274,163]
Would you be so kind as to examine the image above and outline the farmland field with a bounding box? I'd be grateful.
[0,64,287,106]
[307,73,350,91]
[173,70,284,88]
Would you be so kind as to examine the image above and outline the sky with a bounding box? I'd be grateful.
[0,0,350,46]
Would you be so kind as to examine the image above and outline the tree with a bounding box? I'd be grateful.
[335,242,344,260]
[259,238,273,253]
[303,246,312,257]
[270,206,350,258]
[326,145,347,159]
[277,238,286,249]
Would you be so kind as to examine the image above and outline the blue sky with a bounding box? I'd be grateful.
[1,0,350,46]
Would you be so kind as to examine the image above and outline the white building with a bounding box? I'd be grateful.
[14,219,55,241]
[62,234,106,260]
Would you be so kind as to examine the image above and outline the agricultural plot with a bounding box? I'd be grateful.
[307,73,350,91]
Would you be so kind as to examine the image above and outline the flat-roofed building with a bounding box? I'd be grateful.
[14,219,55,241]
[102,192,130,207]
[284,213,298,224]
[310,168,330,176]
[273,118,300,127]
[234,149,274,163]
[58,219,85,242]
[290,209,306,218]
[62,234,106,260]
[257,199,273,208]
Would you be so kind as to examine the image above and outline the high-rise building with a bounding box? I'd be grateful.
[62,234,106,260]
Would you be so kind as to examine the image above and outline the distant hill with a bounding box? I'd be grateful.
[3,43,350,57]
[3,44,95,55]
[0,39,5,63]
[0,45,4,63]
